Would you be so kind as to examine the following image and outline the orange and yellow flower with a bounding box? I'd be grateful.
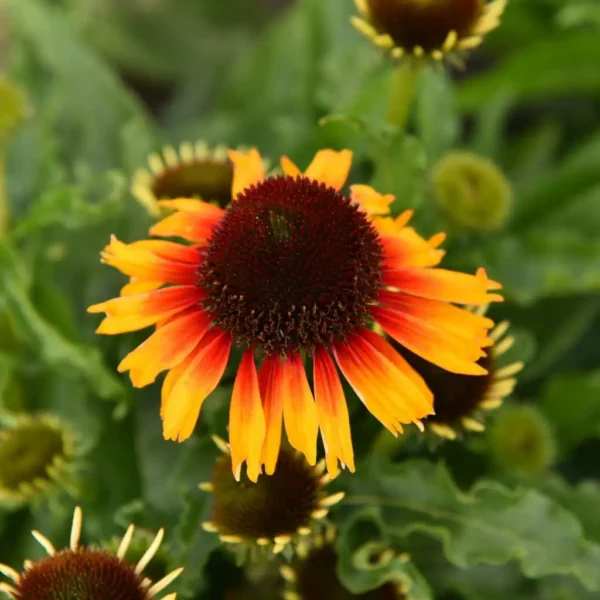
[89,148,502,482]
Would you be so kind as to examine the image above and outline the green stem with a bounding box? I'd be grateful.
[386,62,421,130]
[0,152,7,237]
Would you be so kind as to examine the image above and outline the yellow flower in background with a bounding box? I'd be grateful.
[394,311,523,440]
[352,0,507,61]
[89,147,502,482]
[201,438,344,556]
[0,507,182,600]
[131,141,234,216]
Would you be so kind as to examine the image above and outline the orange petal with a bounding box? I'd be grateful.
[282,353,319,465]
[383,267,503,304]
[118,310,211,388]
[380,231,445,269]
[313,348,355,477]
[88,286,205,334]
[258,355,285,476]
[161,329,232,442]
[120,279,163,296]
[101,236,199,284]
[333,330,433,433]
[350,184,394,216]
[158,198,226,214]
[280,156,302,178]
[149,210,222,243]
[125,239,204,263]
[373,305,490,375]
[304,149,353,191]
[228,149,265,199]
[229,349,266,482]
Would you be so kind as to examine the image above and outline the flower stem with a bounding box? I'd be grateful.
[0,153,7,237]
[386,62,421,130]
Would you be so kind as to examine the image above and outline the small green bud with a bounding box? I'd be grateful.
[432,151,512,231]
[487,405,556,478]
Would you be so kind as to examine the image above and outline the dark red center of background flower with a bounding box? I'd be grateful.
[211,446,322,539]
[15,549,146,600]
[398,346,493,425]
[295,544,405,600]
[199,176,383,356]
[366,0,484,53]
[152,159,233,208]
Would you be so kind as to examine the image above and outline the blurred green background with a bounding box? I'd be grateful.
[1,0,600,599]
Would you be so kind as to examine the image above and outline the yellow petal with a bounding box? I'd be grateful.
[228,149,265,199]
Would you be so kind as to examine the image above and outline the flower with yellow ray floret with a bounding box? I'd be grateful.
[89,147,502,483]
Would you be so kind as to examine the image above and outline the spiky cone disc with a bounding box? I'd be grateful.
[0,506,182,600]
[131,141,235,217]
[281,529,412,600]
[352,0,507,63]
[200,438,345,560]
[392,308,524,442]
[487,404,556,478]
[0,413,82,509]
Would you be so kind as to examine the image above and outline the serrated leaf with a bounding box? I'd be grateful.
[539,371,600,454]
[336,507,433,599]
[345,458,600,590]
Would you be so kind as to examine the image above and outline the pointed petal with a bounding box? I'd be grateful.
[230,350,266,482]
[118,310,212,387]
[333,331,433,433]
[120,279,163,296]
[380,230,445,269]
[228,149,265,199]
[304,149,353,191]
[282,354,319,465]
[280,156,302,178]
[161,329,232,442]
[313,348,355,476]
[373,305,491,375]
[350,184,394,216]
[101,236,199,284]
[88,286,206,334]
[383,267,503,304]
[258,355,285,475]
[149,210,222,243]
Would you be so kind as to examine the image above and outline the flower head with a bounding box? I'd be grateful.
[352,0,507,61]
[396,314,522,440]
[89,147,502,481]
[131,142,234,216]
[0,414,80,508]
[0,507,182,600]
[201,439,343,555]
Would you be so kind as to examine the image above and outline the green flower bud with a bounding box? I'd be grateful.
[487,405,556,478]
[432,151,512,231]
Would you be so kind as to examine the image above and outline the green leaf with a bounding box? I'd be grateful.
[345,458,600,590]
[3,0,149,168]
[415,66,459,162]
[539,371,600,454]
[475,230,600,304]
[458,33,600,111]
[0,241,126,405]
[370,134,427,213]
[336,507,433,599]
[540,475,600,545]
[512,131,600,231]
